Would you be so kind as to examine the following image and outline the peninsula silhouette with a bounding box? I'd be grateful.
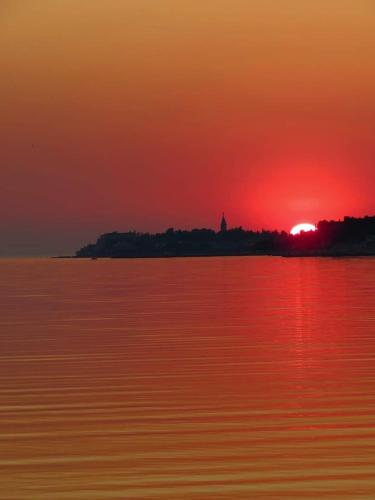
[75,215,375,259]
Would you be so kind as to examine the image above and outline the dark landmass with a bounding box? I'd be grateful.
[75,215,375,259]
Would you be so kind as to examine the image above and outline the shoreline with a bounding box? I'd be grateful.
[56,252,375,260]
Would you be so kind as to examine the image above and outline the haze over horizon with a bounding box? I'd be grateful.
[1,1,375,255]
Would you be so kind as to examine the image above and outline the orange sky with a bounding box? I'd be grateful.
[1,1,375,254]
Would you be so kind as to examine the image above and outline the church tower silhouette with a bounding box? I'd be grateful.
[220,213,227,232]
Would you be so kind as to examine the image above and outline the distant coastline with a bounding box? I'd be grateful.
[73,215,375,259]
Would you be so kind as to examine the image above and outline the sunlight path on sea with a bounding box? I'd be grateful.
[1,257,375,498]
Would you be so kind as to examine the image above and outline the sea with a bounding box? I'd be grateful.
[1,256,375,499]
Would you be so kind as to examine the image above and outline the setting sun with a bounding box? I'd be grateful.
[290,223,317,235]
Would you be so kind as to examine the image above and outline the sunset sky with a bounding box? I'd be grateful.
[1,0,375,255]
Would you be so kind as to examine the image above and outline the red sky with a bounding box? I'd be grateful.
[1,1,375,255]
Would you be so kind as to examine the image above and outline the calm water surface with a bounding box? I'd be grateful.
[1,257,375,499]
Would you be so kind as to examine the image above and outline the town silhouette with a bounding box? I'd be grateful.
[76,214,375,258]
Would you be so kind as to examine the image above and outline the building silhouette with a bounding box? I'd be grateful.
[220,213,227,232]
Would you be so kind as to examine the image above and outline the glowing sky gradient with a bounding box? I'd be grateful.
[1,1,375,255]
